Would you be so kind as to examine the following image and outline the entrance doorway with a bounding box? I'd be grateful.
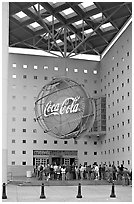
[52,157,61,165]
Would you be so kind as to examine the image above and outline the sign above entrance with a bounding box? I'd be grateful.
[35,77,95,139]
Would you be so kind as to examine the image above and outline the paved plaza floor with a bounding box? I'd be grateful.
[2,183,132,202]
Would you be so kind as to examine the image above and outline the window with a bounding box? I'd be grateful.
[117,75,119,79]
[74,68,78,72]
[122,134,125,139]
[128,133,130,138]
[12,96,16,99]
[12,85,16,89]
[122,148,124,152]
[127,65,130,70]
[84,141,87,145]
[12,139,15,143]
[127,78,130,83]
[12,74,16,78]
[122,70,124,74]
[22,140,26,143]
[94,90,97,94]
[12,161,15,165]
[22,161,26,165]
[12,63,16,68]
[94,141,97,145]
[54,140,57,144]
[12,128,16,132]
[108,71,110,75]
[33,129,37,133]
[34,65,38,69]
[122,122,125,126]
[12,150,15,154]
[23,129,26,132]
[113,149,115,154]
[93,70,97,75]
[64,141,68,144]
[117,99,119,103]
[128,106,130,110]
[12,117,16,121]
[12,106,16,110]
[84,69,87,73]
[84,152,88,155]
[117,111,119,115]
[23,64,27,69]
[128,146,130,151]
[108,150,110,154]
[112,67,114,71]
[23,75,27,79]
[23,106,26,111]
[122,83,124,87]
[122,96,124,100]
[44,76,48,80]
[122,108,125,113]
[117,136,119,140]
[94,152,97,155]
[112,79,114,83]
[22,151,26,154]
[23,118,26,122]
[44,66,48,69]
[113,137,115,141]
[117,63,119,67]
[117,123,119,128]
[105,151,106,154]
[127,52,130,56]
[34,76,38,79]
[128,92,130,97]
[128,160,130,165]
[33,140,37,144]
[54,67,58,71]
[117,87,119,91]
[117,148,119,153]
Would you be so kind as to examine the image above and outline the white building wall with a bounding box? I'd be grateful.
[7,23,132,176]
[99,23,132,169]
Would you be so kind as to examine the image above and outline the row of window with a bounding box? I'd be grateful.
[11,132,130,145]
[11,147,131,156]
[12,63,98,75]
[11,139,97,145]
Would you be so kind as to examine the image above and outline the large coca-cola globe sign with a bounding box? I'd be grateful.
[35,77,95,139]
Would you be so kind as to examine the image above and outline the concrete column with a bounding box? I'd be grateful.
[2,2,9,183]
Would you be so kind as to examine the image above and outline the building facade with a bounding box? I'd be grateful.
[7,23,132,176]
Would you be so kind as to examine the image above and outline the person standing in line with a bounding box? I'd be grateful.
[80,164,84,180]
[61,165,66,180]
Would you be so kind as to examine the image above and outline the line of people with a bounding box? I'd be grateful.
[33,163,132,186]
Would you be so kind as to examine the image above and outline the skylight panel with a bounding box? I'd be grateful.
[90,13,105,21]
[79,1,96,10]
[62,8,74,15]
[45,15,56,23]
[84,28,94,35]
[67,34,76,41]
[15,11,27,19]
[81,2,94,8]
[33,3,44,11]
[100,22,114,32]
[30,22,41,28]
[56,39,63,45]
